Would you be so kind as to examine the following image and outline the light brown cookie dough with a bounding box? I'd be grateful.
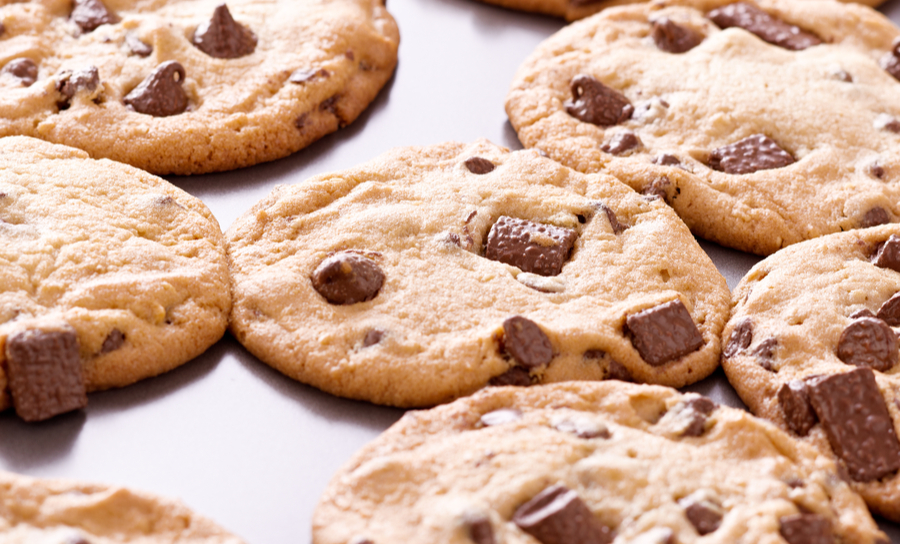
[0,0,399,175]
[314,382,887,544]
[0,137,231,422]
[227,140,730,408]
[723,224,900,521]
[0,470,246,543]
[506,0,900,255]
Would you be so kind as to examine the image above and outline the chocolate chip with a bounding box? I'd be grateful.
[707,3,821,51]
[553,414,610,439]
[861,207,891,228]
[651,18,702,53]
[1,58,38,87]
[502,316,552,369]
[0,22,5,37]
[778,381,817,436]
[596,202,626,234]
[882,39,900,82]
[124,61,188,117]
[484,216,577,277]
[56,66,99,107]
[626,300,703,366]
[513,485,613,544]
[850,308,876,319]
[362,329,383,347]
[311,251,385,305]
[836,317,897,372]
[564,74,633,127]
[480,408,522,426]
[680,494,723,535]
[873,235,900,272]
[601,131,641,156]
[708,134,794,175]
[779,514,833,544]
[607,360,633,382]
[723,317,753,358]
[830,68,852,83]
[71,0,119,33]
[679,396,717,437]
[652,154,681,167]
[192,4,257,59]
[100,329,124,354]
[319,95,339,115]
[876,115,900,134]
[877,293,900,326]
[6,329,87,422]
[870,162,886,179]
[752,337,777,371]
[805,368,900,482]
[642,176,671,202]
[489,366,532,387]
[289,68,329,84]
[126,33,152,57]
[465,513,495,544]
[295,113,309,130]
[465,157,495,175]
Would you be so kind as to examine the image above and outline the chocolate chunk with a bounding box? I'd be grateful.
[56,66,99,107]
[642,176,671,202]
[752,337,777,370]
[71,0,119,33]
[362,329,383,347]
[778,381,817,436]
[708,134,794,175]
[607,360,633,382]
[191,4,257,59]
[850,308,876,319]
[485,216,577,277]
[124,61,188,117]
[779,514,834,544]
[873,235,900,272]
[836,317,897,372]
[480,408,522,427]
[723,317,753,358]
[100,328,124,354]
[465,157,495,175]
[680,494,723,535]
[564,74,633,127]
[651,18,702,53]
[6,329,87,422]
[679,396,716,437]
[707,3,821,51]
[625,300,703,366]
[490,366,532,387]
[805,368,900,482]
[652,154,681,167]
[289,68,329,84]
[0,22,5,37]
[601,131,641,156]
[311,251,385,305]
[502,316,552,369]
[882,39,900,82]
[513,485,613,544]
[553,414,610,439]
[870,162,885,180]
[1,59,38,87]
[126,33,152,57]
[465,513,495,544]
[878,293,900,326]
[596,202,626,234]
[862,207,891,228]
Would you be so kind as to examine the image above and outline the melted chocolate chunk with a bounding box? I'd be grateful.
[778,381,817,436]
[480,408,522,427]
[465,157,495,175]
[126,33,152,57]
[679,396,716,437]
[861,207,891,228]
[311,251,385,305]
[485,216,577,277]
[289,68,329,84]
[642,176,671,202]
[6,329,87,422]
[752,337,777,370]
[850,308,876,319]
[466,514,496,544]
[836,317,897,372]
[489,366,532,387]
[877,293,900,326]
[779,514,834,544]
[882,39,900,82]
[124,61,188,117]
[503,316,552,369]
[625,300,703,366]
[596,202,626,234]
[192,4,257,59]
[708,134,794,175]
[513,485,613,544]
[100,328,125,354]
[873,235,900,272]
[362,329,383,347]
[71,0,119,33]
[607,360,633,382]
[805,368,900,482]
[652,154,681,167]
[651,18,703,53]
[564,74,633,127]
[1,58,38,87]
[723,317,753,358]
[57,66,99,107]
[681,497,722,535]
[601,131,641,156]
[707,2,821,51]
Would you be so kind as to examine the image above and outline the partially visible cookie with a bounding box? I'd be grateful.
[506,0,900,255]
[0,137,231,422]
[0,0,398,174]
[723,224,900,521]
[314,382,887,544]
[0,470,246,543]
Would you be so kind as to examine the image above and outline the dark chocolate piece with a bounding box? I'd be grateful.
[57,66,99,107]
[723,317,753,358]
[513,485,612,544]
[752,337,777,371]
[625,300,703,366]
[873,235,900,272]
[126,33,152,57]
[679,396,716,437]
[124,61,188,117]
[878,293,900,326]
[708,134,794,175]
[601,131,641,156]
[480,408,522,427]
[651,18,702,53]
[503,316,552,369]
[652,154,681,167]
[607,360,633,382]
[881,38,900,82]
[850,308,876,319]
[861,207,891,228]
[191,4,257,59]
[465,157,495,175]
[484,216,577,277]
[836,317,897,372]
[707,2,821,51]
[289,68,329,84]
[564,74,633,127]
[777,381,816,436]
[362,329,383,347]
[680,496,722,535]
[311,251,385,305]
[1,59,38,87]
[596,202,626,234]
[779,514,834,544]
[466,513,496,544]
[0,22,5,37]
[100,328,125,354]
[642,176,671,203]
[870,162,885,180]
[71,0,119,33]
[489,366,532,387]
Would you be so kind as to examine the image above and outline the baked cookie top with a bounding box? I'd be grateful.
[0,0,398,175]
[722,224,900,521]
[0,470,245,543]
[227,140,729,408]
[0,137,231,422]
[314,382,887,544]
[506,0,900,255]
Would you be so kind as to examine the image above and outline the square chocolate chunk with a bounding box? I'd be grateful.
[625,300,704,366]
[6,329,86,422]
[485,216,577,277]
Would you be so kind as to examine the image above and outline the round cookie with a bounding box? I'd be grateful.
[0,470,245,543]
[314,382,887,544]
[0,0,398,175]
[506,0,900,255]
[227,140,730,407]
[723,224,900,521]
[0,137,231,422]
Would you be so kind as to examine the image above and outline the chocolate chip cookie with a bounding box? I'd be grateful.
[506,0,900,255]
[313,382,887,544]
[0,137,231,422]
[722,224,900,521]
[227,140,730,407]
[0,0,398,174]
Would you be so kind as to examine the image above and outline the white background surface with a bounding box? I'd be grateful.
[2,0,900,541]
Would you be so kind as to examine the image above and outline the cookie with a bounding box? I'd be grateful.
[227,140,730,407]
[0,137,231,422]
[313,381,887,544]
[0,0,398,175]
[0,470,245,543]
[722,224,900,521]
[506,0,900,255]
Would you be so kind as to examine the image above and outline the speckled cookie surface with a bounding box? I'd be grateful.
[723,224,900,521]
[0,137,231,421]
[314,382,887,544]
[506,0,900,255]
[0,470,245,543]
[227,140,730,408]
[0,0,398,175]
